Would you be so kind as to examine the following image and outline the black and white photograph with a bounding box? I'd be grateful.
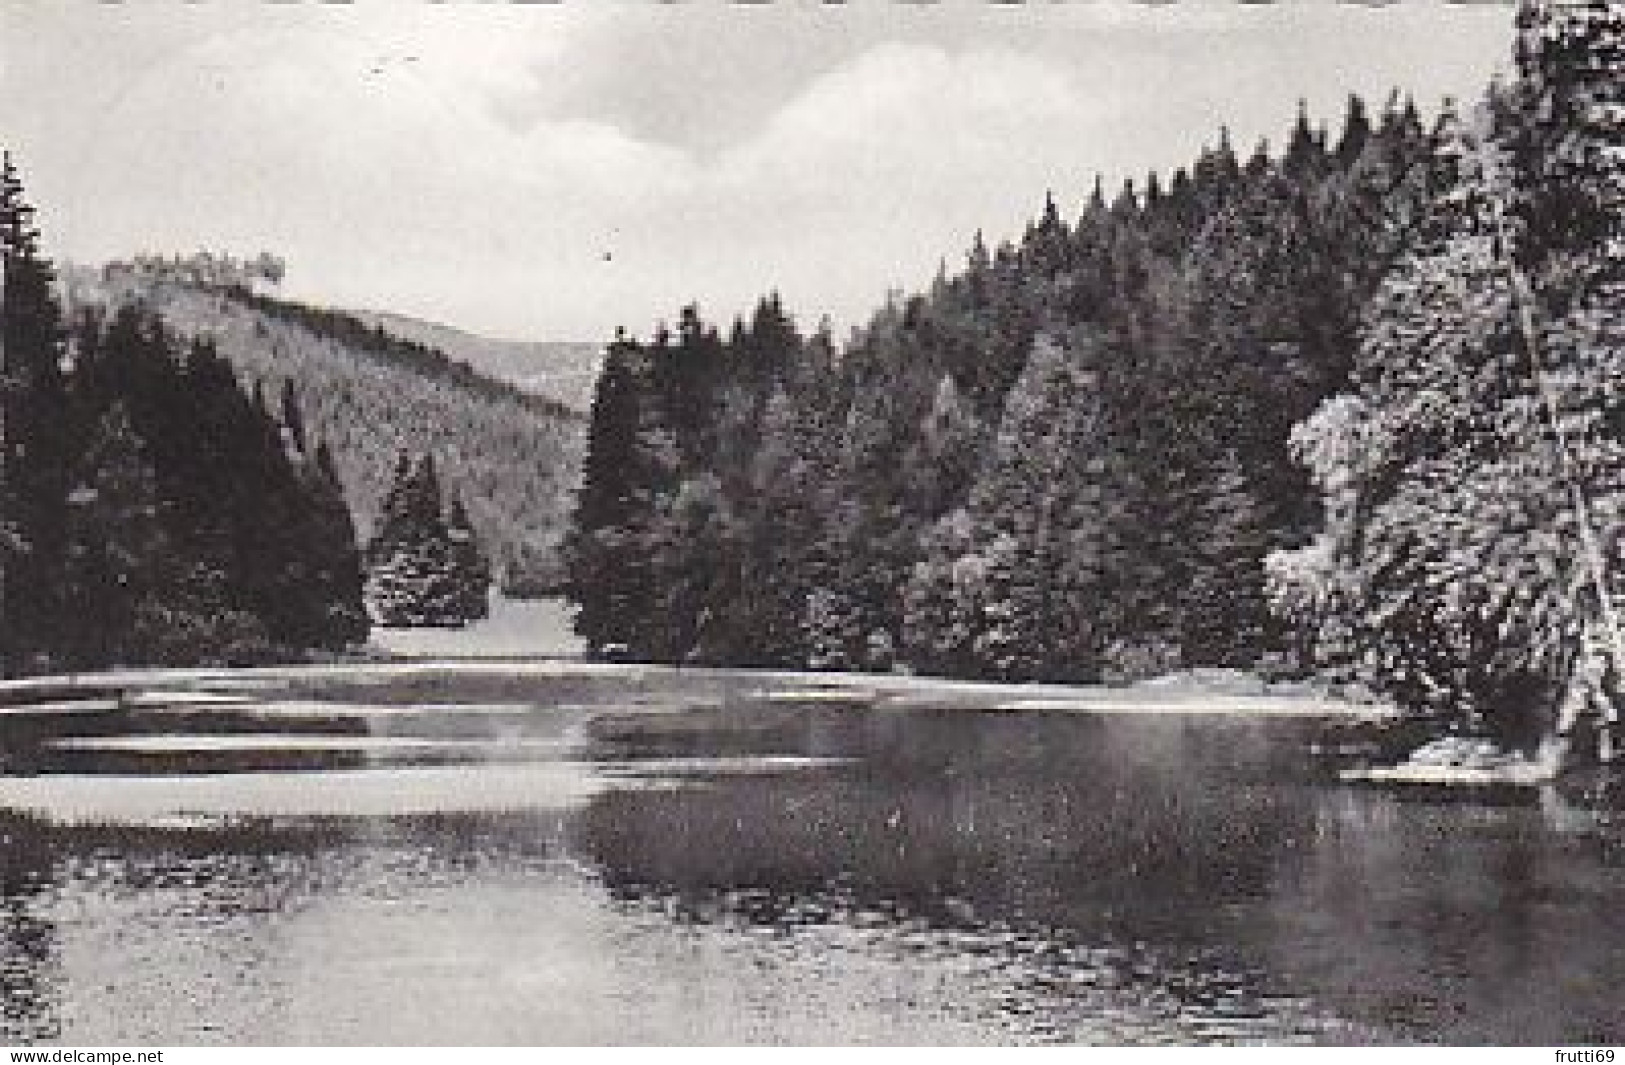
[0,0,1623,1049]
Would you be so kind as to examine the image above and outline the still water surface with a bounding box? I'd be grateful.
[0,665,1621,1045]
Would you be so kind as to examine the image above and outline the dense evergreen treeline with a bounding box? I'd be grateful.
[571,0,1625,764]
[67,270,587,595]
[568,94,1440,678]
[221,287,578,423]
[0,155,368,669]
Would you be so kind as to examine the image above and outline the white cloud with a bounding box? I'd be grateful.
[4,3,1512,341]
[724,44,1090,179]
[668,44,1112,329]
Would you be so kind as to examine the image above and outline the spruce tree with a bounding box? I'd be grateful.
[293,435,370,649]
[446,494,492,622]
[902,334,1112,680]
[1336,94,1374,168]
[0,153,72,669]
[564,334,682,656]
[61,403,172,666]
[367,454,458,626]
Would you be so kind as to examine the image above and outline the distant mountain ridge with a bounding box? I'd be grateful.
[352,310,604,414]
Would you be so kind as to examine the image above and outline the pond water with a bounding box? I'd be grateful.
[0,665,1621,1045]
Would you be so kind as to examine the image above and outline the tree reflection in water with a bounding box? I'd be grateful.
[0,813,64,1043]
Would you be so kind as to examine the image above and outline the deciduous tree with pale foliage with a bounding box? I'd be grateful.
[1269,0,1625,766]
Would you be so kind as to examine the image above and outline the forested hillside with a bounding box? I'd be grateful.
[568,94,1441,678]
[351,309,603,415]
[64,266,587,593]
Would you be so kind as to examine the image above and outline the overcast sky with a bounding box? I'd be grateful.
[3,2,1515,342]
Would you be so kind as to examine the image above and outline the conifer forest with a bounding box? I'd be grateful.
[1,0,1622,767]
[566,0,1625,766]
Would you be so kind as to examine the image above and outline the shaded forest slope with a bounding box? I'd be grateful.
[350,310,603,415]
[64,270,587,592]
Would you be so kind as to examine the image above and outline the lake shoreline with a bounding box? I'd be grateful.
[0,657,1395,721]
